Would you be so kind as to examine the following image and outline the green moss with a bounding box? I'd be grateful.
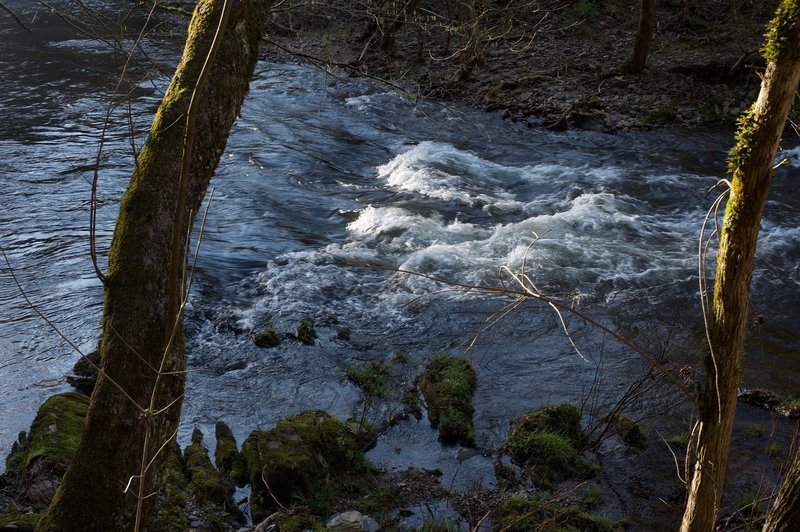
[610,413,648,451]
[745,423,766,438]
[762,0,800,63]
[421,518,461,531]
[493,461,520,491]
[346,360,391,398]
[393,350,409,363]
[336,328,351,341]
[241,410,373,522]
[297,319,317,345]
[214,421,247,486]
[494,494,623,532]
[505,403,598,486]
[346,417,378,452]
[402,388,422,420]
[277,509,322,532]
[508,403,584,448]
[4,431,28,482]
[146,442,189,532]
[0,513,40,531]
[523,432,598,485]
[766,442,783,460]
[254,326,281,348]
[23,393,88,470]
[668,432,691,448]
[727,105,760,175]
[184,428,243,525]
[582,483,602,506]
[416,353,477,446]
[642,106,678,126]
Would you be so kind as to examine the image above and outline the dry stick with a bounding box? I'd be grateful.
[656,428,688,485]
[698,179,731,426]
[0,246,145,412]
[359,262,696,404]
[90,1,159,285]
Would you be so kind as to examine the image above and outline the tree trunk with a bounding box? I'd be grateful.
[680,2,800,531]
[764,449,800,531]
[35,0,271,529]
[621,0,656,74]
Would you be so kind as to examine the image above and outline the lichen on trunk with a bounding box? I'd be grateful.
[681,2,800,530]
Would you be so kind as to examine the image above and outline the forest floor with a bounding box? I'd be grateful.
[263,1,783,133]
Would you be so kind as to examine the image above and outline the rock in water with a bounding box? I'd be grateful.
[326,510,381,532]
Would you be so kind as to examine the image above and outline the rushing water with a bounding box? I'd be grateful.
[2,1,799,523]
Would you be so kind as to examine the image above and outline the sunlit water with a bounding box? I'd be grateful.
[1,1,799,523]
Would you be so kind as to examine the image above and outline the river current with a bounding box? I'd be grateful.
[1,2,799,521]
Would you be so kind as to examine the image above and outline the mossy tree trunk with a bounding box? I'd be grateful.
[764,449,800,531]
[680,2,800,531]
[35,0,271,529]
[621,0,656,74]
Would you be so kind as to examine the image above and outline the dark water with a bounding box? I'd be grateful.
[1,1,799,525]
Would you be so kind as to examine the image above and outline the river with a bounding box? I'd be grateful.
[1,1,799,526]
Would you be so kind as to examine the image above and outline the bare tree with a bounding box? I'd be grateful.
[681,2,800,530]
[621,0,656,74]
[35,0,272,529]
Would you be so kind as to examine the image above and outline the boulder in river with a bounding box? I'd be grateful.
[415,353,476,446]
[242,410,373,523]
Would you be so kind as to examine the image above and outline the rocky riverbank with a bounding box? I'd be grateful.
[262,1,783,133]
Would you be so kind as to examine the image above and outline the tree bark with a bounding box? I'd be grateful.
[35,0,271,529]
[680,2,800,531]
[764,449,800,531]
[621,0,656,74]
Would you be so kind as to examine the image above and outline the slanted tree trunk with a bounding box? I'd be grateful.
[764,449,800,531]
[36,0,271,529]
[621,0,656,74]
[681,2,800,531]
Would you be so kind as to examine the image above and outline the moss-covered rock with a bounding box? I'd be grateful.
[146,441,189,532]
[493,460,520,491]
[214,421,247,487]
[184,428,244,527]
[21,393,88,473]
[505,403,598,486]
[296,319,317,345]
[346,360,391,398]
[508,403,584,448]
[254,326,281,348]
[610,413,648,451]
[415,353,476,446]
[494,494,624,531]
[276,508,322,532]
[4,393,89,508]
[241,410,372,523]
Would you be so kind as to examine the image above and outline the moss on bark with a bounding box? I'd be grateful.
[682,2,800,529]
[35,0,273,529]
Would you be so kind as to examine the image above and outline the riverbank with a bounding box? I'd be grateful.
[263,1,779,132]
